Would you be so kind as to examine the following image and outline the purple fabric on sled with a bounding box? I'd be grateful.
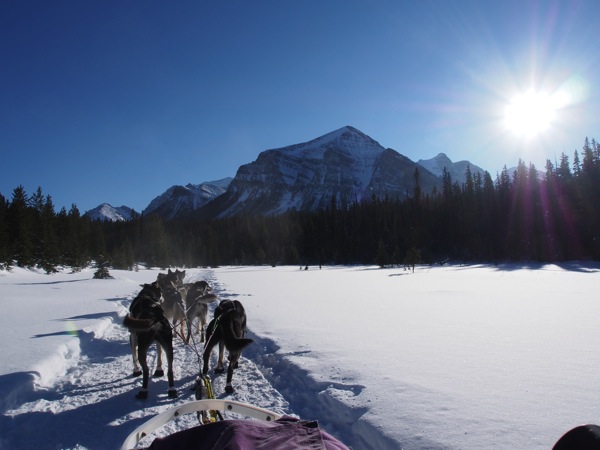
[146,417,350,450]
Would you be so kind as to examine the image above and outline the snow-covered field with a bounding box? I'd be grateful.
[1,263,599,449]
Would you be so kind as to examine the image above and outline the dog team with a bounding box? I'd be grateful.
[122,269,253,400]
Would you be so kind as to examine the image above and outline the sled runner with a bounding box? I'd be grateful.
[120,399,350,450]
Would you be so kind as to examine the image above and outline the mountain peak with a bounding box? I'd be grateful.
[417,153,486,183]
[143,178,231,219]
[270,126,384,163]
[85,204,136,222]
[198,126,441,218]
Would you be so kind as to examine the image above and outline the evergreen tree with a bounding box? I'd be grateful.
[93,255,112,279]
[376,239,389,268]
[0,194,10,268]
[573,150,581,177]
[442,166,453,201]
[557,153,571,180]
[39,195,60,273]
[464,165,474,198]
[413,167,422,205]
[404,246,421,273]
[9,186,34,267]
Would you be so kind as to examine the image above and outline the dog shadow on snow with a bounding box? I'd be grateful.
[0,379,181,449]
[2,328,202,449]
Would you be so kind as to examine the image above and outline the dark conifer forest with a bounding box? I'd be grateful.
[2,139,599,272]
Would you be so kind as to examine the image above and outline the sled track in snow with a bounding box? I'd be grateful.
[2,270,289,449]
[212,272,428,450]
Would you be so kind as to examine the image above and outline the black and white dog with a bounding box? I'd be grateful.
[124,281,178,400]
[202,300,253,393]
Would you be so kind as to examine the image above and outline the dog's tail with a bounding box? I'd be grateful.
[222,311,253,352]
[123,314,156,331]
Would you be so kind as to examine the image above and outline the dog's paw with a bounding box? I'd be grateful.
[131,370,142,378]
[214,367,225,374]
[135,390,149,400]
[168,389,178,399]
[153,369,165,377]
[225,385,234,394]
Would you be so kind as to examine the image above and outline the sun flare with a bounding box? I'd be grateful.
[503,91,557,138]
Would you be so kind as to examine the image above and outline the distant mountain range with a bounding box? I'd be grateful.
[84,126,487,222]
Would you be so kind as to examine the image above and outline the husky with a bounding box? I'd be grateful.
[202,300,253,394]
[183,280,218,343]
[123,281,177,400]
[127,284,165,378]
[157,277,187,338]
[156,268,186,289]
[173,268,186,286]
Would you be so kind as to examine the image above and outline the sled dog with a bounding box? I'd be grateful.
[157,276,187,338]
[123,281,177,400]
[202,299,253,394]
[184,280,218,343]
[156,268,186,290]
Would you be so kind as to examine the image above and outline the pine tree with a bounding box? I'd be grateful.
[442,166,453,201]
[557,153,571,180]
[376,239,389,268]
[413,167,422,205]
[0,193,10,269]
[40,195,60,273]
[573,150,581,177]
[93,255,112,279]
[403,246,421,273]
[9,186,34,267]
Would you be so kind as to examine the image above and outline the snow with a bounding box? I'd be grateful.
[85,204,135,222]
[417,153,486,184]
[273,126,384,169]
[1,263,599,449]
[142,179,231,218]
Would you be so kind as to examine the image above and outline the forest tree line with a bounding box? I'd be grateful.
[1,138,599,272]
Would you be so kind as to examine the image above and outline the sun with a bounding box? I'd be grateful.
[503,90,557,138]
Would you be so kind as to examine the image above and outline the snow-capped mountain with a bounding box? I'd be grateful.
[143,178,232,219]
[417,153,486,184]
[84,204,137,222]
[197,126,442,218]
[85,130,488,221]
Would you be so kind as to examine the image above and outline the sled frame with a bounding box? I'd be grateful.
[121,399,282,450]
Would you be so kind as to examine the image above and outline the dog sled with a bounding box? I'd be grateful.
[122,277,349,449]
[120,406,600,450]
[121,398,350,450]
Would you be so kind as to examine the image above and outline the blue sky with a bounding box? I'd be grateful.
[2,0,599,213]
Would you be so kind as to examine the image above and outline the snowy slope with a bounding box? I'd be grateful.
[143,178,232,219]
[417,153,487,184]
[84,204,137,222]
